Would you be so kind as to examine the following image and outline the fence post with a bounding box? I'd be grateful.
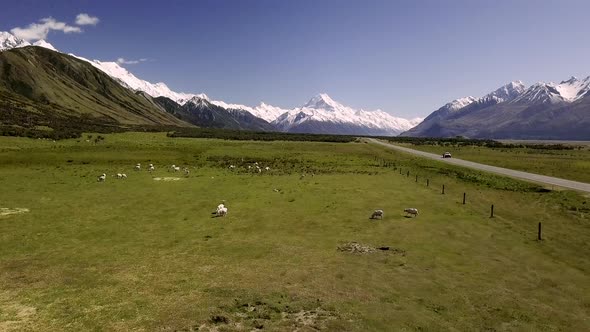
[442,184,445,194]
[463,192,466,205]
[427,179,429,187]
[490,204,494,218]
[407,171,410,177]
[538,222,542,240]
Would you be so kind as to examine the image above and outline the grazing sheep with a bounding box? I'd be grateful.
[135,163,141,171]
[121,173,127,179]
[217,207,228,217]
[404,208,418,217]
[248,165,252,170]
[229,165,236,169]
[148,164,155,172]
[265,166,270,171]
[216,203,228,217]
[97,173,107,182]
[116,173,123,179]
[370,209,384,220]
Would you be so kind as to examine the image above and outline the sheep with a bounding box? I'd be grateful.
[217,206,228,217]
[215,203,228,217]
[169,164,176,172]
[97,173,106,182]
[135,163,141,171]
[174,166,181,172]
[370,209,384,220]
[148,164,155,172]
[265,166,270,171]
[116,173,123,179]
[229,165,236,169]
[183,167,190,175]
[121,173,127,179]
[404,208,418,217]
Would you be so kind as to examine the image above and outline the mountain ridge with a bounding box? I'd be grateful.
[403,76,590,139]
[0,31,418,136]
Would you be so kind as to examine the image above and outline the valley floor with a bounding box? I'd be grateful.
[0,133,589,331]
[388,140,590,184]
[369,139,590,193]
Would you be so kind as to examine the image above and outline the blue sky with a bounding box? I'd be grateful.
[1,0,589,117]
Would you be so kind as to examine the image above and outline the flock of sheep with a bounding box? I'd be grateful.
[371,208,418,220]
[97,162,417,220]
[98,163,191,182]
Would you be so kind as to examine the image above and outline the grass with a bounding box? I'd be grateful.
[391,142,590,183]
[0,132,589,331]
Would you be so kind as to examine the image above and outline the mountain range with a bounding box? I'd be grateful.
[402,77,590,139]
[0,31,419,136]
[2,30,589,139]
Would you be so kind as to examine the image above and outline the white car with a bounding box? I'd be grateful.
[442,152,452,158]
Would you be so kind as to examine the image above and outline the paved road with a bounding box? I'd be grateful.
[367,138,590,194]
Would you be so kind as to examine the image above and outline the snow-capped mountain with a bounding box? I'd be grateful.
[555,76,590,101]
[513,76,590,104]
[272,93,421,136]
[0,31,203,104]
[403,75,590,139]
[444,97,478,112]
[0,31,30,50]
[209,100,288,123]
[70,55,205,103]
[0,30,423,136]
[482,81,526,103]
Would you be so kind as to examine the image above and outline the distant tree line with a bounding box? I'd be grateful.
[380,136,577,150]
[0,106,189,140]
[168,128,357,143]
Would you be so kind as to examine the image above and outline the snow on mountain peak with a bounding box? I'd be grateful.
[482,81,526,103]
[445,97,477,111]
[187,95,210,106]
[66,54,202,104]
[560,76,578,84]
[304,93,341,110]
[272,94,419,135]
[512,75,590,104]
[0,31,30,51]
[33,40,57,51]
[555,76,590,101]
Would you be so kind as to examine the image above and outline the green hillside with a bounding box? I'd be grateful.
[0,46,191,137]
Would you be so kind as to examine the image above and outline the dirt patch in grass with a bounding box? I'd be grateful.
[0,291,36,331]
[153,177,182,181]
[337,242,406,255]
[190,295,345,331]
[0,208,29,217]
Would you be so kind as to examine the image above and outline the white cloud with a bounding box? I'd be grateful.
[116,57,148,65]
[11,17,82,42]
[75,13,100,26]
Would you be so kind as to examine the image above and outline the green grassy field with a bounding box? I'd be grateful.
[0,133,589,331]
[392,142,590,184]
